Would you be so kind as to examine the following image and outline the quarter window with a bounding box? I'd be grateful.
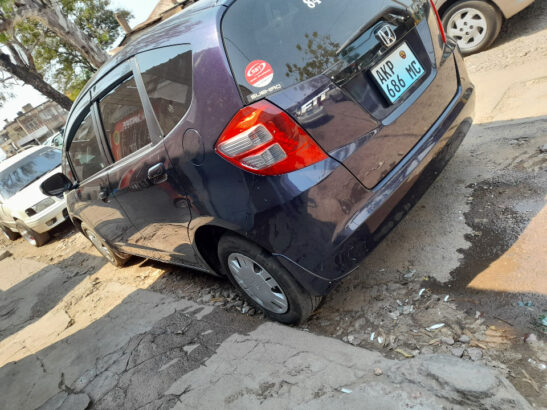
[68,114,106,181]
[137,46,192,135]
[99,77,150,162]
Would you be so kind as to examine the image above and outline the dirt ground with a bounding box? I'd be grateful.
[1,2,546,407]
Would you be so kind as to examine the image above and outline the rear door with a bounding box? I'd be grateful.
[222,0,458,188]
[93,46,199,266]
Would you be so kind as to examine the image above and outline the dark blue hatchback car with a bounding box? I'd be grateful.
[42,0,475,324]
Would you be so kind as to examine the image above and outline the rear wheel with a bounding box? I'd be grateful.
[1,224,20,241]
[81,222,130,267]
[218,234,322,324]
[16,222,50,247]
[442,1,502,56]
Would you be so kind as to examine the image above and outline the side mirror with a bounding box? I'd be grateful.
[40,173,74,197]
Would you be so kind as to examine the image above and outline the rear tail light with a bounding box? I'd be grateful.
[430,0,447,43]
[215,101,328,176]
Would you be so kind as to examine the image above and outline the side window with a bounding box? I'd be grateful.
[67,113,106,181]
[99,77,149,162]
[137,46,192,135]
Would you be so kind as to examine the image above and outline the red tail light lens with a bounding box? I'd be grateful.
[215,101,328,176]
[430,0,447,43]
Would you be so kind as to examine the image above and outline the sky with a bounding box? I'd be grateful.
[0,1,156,125]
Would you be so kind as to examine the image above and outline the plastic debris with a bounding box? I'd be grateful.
[426,323,445,331]
[377,336,384,344]
[443,295,450,302]
[370,332,375,341]
[340,388,353,394]
[527,359,546,371]
[418,288,426,297]
[403,270,416,280]
[524,333,538,344]
[517,301,533,308]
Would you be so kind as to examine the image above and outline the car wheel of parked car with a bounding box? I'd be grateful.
[81,223,130,267]
[442,1,502,56]
[1,224,20,241]
[218,234,322,324]
[15,222,50,247]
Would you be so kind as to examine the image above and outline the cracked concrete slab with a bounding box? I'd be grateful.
[166,323,531,410]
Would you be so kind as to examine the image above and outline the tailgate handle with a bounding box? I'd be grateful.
[148,163,168,184]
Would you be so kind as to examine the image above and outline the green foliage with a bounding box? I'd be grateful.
[1,0,132,100]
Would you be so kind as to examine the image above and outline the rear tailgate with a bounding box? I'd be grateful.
[222,0,458,188]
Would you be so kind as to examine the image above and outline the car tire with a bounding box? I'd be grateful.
[15,222,50,247]
[1,224,20,241]
[81,222,130,267]
[442,1,502,56]
[218,234,322,324]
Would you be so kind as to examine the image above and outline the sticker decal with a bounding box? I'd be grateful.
[245,60,274,88]
[303,0,322,8]
[249,83,282,102]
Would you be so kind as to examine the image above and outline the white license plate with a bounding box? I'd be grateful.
[371,43,425,104]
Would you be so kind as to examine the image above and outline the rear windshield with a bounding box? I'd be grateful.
[222,0,369,103]
[0,149,61,200]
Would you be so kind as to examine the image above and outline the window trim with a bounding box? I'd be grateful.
[65,108,110,184]
[133,44,193,138]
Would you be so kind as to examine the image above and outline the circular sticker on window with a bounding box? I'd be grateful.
[245,60,274,88]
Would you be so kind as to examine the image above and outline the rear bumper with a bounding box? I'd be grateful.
[25,200,68,234]
[266,53,475,295]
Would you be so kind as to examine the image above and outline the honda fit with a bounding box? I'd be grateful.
[42,0,475,324]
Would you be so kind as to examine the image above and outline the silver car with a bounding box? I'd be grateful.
[0,146,68,247]
[436,0,534,54]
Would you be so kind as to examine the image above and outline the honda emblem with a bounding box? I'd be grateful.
[376,25,397,48]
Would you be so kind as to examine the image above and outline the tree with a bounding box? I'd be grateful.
[0,0,131,110]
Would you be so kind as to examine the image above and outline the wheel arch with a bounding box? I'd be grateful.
[193,224,238,275]
[437,0,504,20]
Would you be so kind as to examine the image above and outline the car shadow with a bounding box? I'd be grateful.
[0,251,107,343]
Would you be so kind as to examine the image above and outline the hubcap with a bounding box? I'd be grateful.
[20,228,37,246]
[227,253,289,314]
[446,8,488,51]
[86,230,115,263]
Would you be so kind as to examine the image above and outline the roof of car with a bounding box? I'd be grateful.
[0,146,50,173]
[71,0,228,111]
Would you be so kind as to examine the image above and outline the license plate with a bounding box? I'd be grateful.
[371,43,425,104]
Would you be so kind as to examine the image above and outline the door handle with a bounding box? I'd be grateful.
[148,163,168,184]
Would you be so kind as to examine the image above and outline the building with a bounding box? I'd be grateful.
[0,101,68,155]
[112,0,198,53]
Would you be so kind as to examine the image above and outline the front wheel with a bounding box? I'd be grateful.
[218,234,322,325]
[1,224,20,241]
[442,1,502,56]
[16,222,50,247]
[81,223,130,267]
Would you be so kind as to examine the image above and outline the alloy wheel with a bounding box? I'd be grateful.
[1,228,10,240]
[227,253,289,314]
[20,227,37,247]
[85,230,115,264]
[446,8,488,52]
